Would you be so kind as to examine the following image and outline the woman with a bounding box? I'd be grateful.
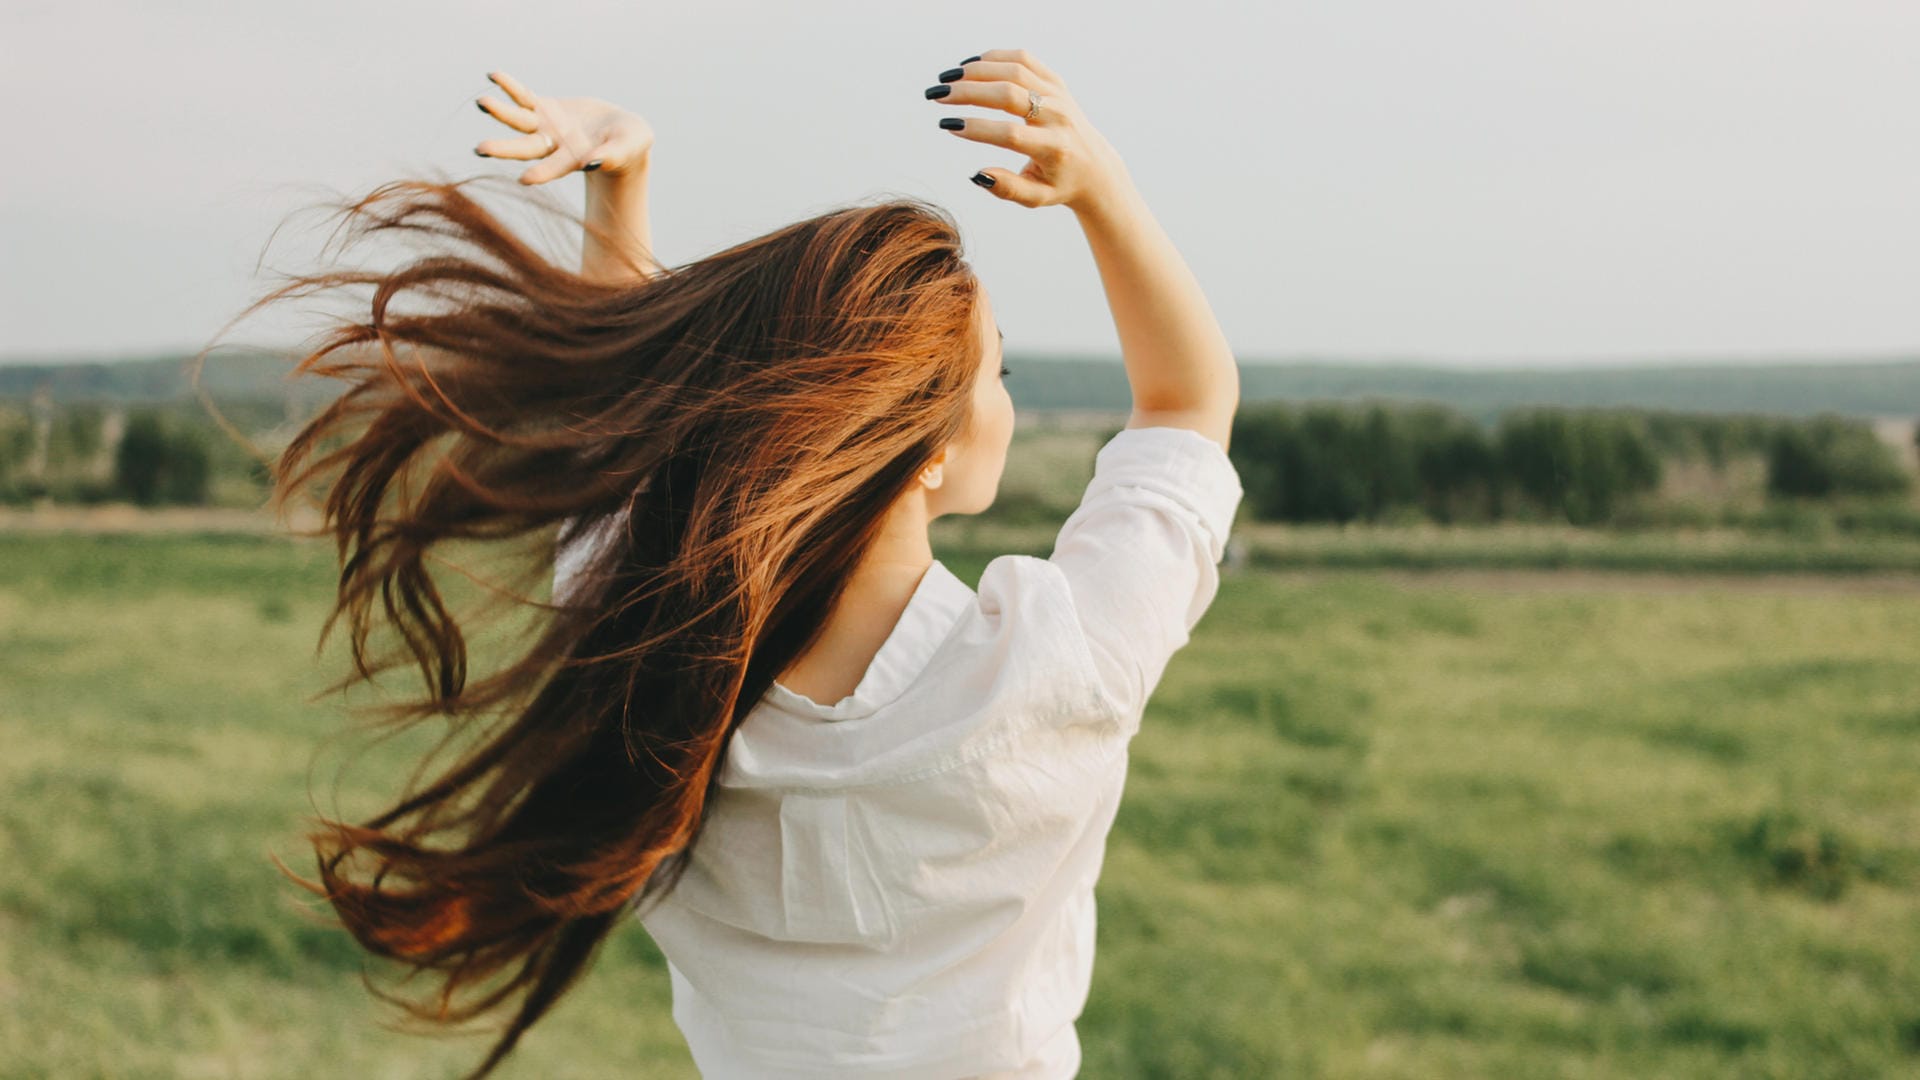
[266,49,1241,1079]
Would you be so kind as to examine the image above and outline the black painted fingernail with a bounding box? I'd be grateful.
[939,117,965,131]
[475,148,490,157]
[584,160,603,171]
[924,85,951,100]
[961,55,982,64]
[970,172,995,188]
[476,100,488,114]
[939,67,964,83]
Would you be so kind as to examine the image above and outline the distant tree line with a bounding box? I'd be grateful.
[1228,402,1913,527]
[0,402,225,507]
[2,394,1915,528]
[1763,416,1911,500]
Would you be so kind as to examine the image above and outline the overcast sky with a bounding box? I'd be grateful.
[4,0,1916,368]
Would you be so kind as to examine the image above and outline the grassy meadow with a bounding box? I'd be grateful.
[3,532,1918,1078]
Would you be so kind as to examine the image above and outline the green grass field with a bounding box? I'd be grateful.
[2,534,1917,1078]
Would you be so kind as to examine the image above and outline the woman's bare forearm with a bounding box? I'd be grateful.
[582,162,661,284]
[926,50,1238,444]
[928,50,1239,444]
[1073,181,1240,443]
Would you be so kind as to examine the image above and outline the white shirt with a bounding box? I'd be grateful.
[555,425,1245,1079]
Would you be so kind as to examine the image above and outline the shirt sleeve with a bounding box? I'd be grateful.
[1046,425,1245,732]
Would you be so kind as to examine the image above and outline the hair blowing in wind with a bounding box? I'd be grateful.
[241,173,984,1076]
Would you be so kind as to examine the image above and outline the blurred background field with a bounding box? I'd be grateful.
[4,351,1920,1077]
[3,527,1918,1078]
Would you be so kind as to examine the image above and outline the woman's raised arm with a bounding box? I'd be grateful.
[927,50,1239,450]
[475,70,661,285]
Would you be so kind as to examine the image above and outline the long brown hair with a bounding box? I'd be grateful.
[236,171,983,1075]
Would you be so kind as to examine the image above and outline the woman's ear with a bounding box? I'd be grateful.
[919,448,947,490]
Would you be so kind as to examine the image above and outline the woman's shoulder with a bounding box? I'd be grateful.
[960,553,1115,716]
[971,552,1079,631]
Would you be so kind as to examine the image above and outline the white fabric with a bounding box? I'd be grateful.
[554,425,1245,1078]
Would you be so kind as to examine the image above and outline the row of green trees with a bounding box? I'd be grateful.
[1229,403,1913,526]
[0,404,216,506]
[1764,416,1911,499]
[4,396,1916,525]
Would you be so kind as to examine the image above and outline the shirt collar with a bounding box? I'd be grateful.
[762,558,975,721]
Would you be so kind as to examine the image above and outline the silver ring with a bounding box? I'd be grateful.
[1026,92,1044,122]
[539,132,556,155]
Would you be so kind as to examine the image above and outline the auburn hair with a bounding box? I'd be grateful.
[230,171,984,1075]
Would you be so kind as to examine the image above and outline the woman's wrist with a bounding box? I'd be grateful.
[582,156,658,283]
[1069,174,1145,232]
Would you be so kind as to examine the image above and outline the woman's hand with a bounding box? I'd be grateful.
[925,49,1133,214]
[475,70,655,185]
